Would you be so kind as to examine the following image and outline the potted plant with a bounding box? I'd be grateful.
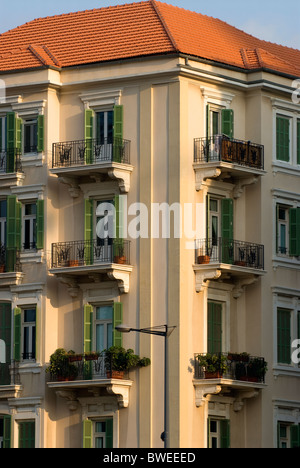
[46,348,78,381]
[228,352,250,362]
[104,346,151,379]
[113,240,126,264]
[247,358,268,382]
[68,350,83,362]
[84,351,100,361]
[197,353,228,379]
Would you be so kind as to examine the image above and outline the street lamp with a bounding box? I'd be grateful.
[114,324,176,449]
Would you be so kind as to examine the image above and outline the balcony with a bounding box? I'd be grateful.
[50,138,133,194]
[0,245,23,287]
[193,352,267,409]
[0,360,22,399]
[193,135,265,192]
[193,238,265,294]
[47,352,133,409]
[49,239,132,294]
[0,149,24,187]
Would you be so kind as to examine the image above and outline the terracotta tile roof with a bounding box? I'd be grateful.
[0,0,299,78]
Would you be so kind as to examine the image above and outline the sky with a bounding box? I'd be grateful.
[0,0,299,50]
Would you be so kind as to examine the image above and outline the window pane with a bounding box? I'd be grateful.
[96,306,113,321]
[107,324,113,349]
[95,422,106,433]
[96,324,104,352]
[95,437,104,448]
[24,309,36,322]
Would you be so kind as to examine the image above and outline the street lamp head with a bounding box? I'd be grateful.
[115,324,132,333]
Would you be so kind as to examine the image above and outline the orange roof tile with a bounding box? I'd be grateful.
[0,0,299,78]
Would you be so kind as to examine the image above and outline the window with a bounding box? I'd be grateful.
[0,415,11,448]
[23,203,36,250]
[206,105,234,139]
[83,419,113,449]
[297,119,300,165]
[208,418,230,449]
[95,306,113,352]
[278,423,300,448]
[207,301,223,354]
[0,200,6,247]
[276,115,290,162]
[0,304,11,385]
[277,308,291,364]
[0,117,6,172]
[276,204,300,257]
[18,421,35,448]
[22,308,36,361]
[23,119,37,154]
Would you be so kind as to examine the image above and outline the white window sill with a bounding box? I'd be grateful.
[18,361,41,374]
[273,364,300,378]
[21,152,44,167]
[20,250,44,263]
[272,255,300,269]
[273,161,300,176]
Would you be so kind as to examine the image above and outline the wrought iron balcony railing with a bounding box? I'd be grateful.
[195,238,264,270]
[194,353,267,384]
[0,244,22,273]
[194,135,264,170]
[52,137,131,168]
[0,149,23,174]
[0,360,21,386]
[51,239,130,268]
[48,352,129,382]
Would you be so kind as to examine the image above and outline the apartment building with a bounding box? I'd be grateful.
[0,0,299,449]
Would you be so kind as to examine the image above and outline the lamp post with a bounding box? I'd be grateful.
[115,324,176,449]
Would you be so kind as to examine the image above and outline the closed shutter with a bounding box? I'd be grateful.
[221,198,233,264]
[113,105,123,163]
[207,302,222,354]
[112,302,123,348]
[105,419,113,448]
[6,196,19,271]
[19,421,35,448]
[206,104,211,141]
[84,199,93,265]
[85,109,94,164]
[113,195,124,262]
[0,304,11,385]
[84,304,93,380]
[37,115,44,153]
[16,202,21,250]
[221,109,234,139]
[15,118,22,151]
[6,112,16,173]
[277,308,291,364]
[83,419,93,449]
[13,307,21,362]
[36,200,44,250]
[290,425,300,449]
[297,120,300,165]
[289,207,300,257]
[220,420,230,449]
[3,415,11,449]
[276,116,290,162]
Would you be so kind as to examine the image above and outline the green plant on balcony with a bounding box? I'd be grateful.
[46,348,78,381]
[197,353,228,379]
[84,351,100,361]
[104,346,151,379]
[247,358,268,381]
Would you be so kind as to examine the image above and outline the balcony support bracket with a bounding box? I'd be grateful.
[233,390,259,412]
[58,176,81,198]
[106,383,131,408]
[108,166,133,193]
[194,267,222,293]
[57,275,80,298]
[194,382,222,408]
[107,267,132,294]
[194,165,221,191]
[232,276,259,299]
[56,390,79,411]
[233,176,258,199]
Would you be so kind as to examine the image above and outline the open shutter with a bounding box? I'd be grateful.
[36,200,44,250]
[83,419,93,449]
[84,199,93,265]
[37,115,44,153]
[16,201,21,250]
[0,304,11,385]
[289,208,300,257]
[6,195,18,272]
[85,109,94,164]
[14,307,21,362]
[221,109,234,139]
[105,419,113,448]
[113,195,124,262]
[3,415,11,449]
[206,104,211,141]
[83,304,93,380]
[15,117,22,151]
[112,302,123,347]
[113,105,123,163]
[221,198,233,263]
[220,420,230,449]
[6,112,16,173]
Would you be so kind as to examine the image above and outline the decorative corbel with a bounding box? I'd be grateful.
[233,390,259,412]
[233,176,258,199]
[108,167,132,193]
[57,275,80,298]
[194,166,222,191]
[58,176,81,198]
[107,268,132,294]
[194,268,222,293]
[106,384,131,408]
[232,276,259,299]
[56,390,79,411]
[194,383,222,408]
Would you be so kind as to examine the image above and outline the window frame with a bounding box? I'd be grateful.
[272,103,300,171]
[22,202,37,251]
[94,304,113,353]
[21,306,36,362]
[23,118,38,155]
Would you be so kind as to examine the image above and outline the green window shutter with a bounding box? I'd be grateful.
[85,109,94,164]
[36,200,44,250]
[297,120,300,165]
[276,116,290,162]
[289,208,300,257]
[83,304,93,354]
[207,302,222,354]
[16,201,21,250]
[113,195,124,261]
[113,105,123,140]
[221,198,233,264]
[19,421,35,448]
[83,419,93,449]
[105,419,113,448]
[220,420,230,449]
[221,109,234,139]
[3,415,11,449]
[206,104,211,140]
[277,308,291,364]
[112,302,123,347]
[6,112,16,151]
[37,115,44,153]
[35,306,39,363]
[6,195,17,249]
[290,425,300,449]
[14,307,21,362]
[0,304,11,385]
[15,117,22,151]
[84,199,94,265]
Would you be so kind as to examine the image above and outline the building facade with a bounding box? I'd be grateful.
[0,0,299,448]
